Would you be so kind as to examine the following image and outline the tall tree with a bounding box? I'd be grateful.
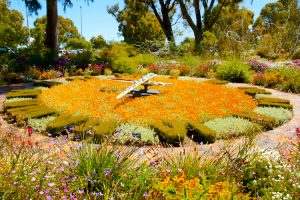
[31,15,80,47]
[90,35,107,49]
[108,0,165,44]
[23,0,93,60]
[145,0,178,46]
[0,0,28,47]
[177,0,242,51]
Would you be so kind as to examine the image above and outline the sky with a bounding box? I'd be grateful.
[9,0,278,43]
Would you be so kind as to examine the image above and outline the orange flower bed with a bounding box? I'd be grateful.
[39,78,257,125]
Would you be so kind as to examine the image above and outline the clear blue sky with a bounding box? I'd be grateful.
[10,0,277,43]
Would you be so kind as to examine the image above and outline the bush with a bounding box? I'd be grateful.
[216,60,252,83]
[264,71,283,87]
[194,66,210,77]
[254,107,293,126]
[247,60,269,73]
[238,87,271,97]
[257,97,290,104]
[46,114,88,135]
[258,102,293,110]
[4,99,39,109]
[151,121,186,146]
[252,73,265,86]
[28,116,56,132]
[204,117,261,139]
[205,79,229,85]
[112,123,159,145]
[169,69,180,79]
[7,105,57,121]
[186,121,216,144]
[6,89,42,99]
[232,112,276,130]
[33,80,62,87]
[3,97,33,103]
[292,50,300,60]
[104,68,112,75]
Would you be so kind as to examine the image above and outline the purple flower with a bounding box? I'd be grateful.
[13,182,17,185]
[44,190,50,194]
[48,183,55,187]
[86,129,92,135]
[48,133,52,137]
[77,190,84,194]
[143,191,149,197]
[104,169,111,176]
[46,196,52,200]
[117,153,122,159]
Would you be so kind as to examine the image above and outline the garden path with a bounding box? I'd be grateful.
[0,81,299,158]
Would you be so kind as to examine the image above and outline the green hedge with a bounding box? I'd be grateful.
[238,87,271,97]
[205,79,229,85]
[257,97,290,104]
[150,121,186,146]
[7,105,57,120]
[46,114,88,135]
[75,120,118,140]
[4,99,40,109]
[258,102,293,110]
[6,89,41,99]
[33,80,62,87]
[186,121,217,144]
[232,112,276,130]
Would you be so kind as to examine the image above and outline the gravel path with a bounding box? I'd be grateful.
[0,81,299,155]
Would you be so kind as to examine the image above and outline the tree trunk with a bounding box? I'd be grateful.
[194,30,203,51]
[46,0,58,61]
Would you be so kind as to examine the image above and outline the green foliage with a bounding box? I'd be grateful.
[66,38,92,50]
[6,89,42,99]
[257,97,290,104]
[75,120,118,141]
[216,60,252,83]
[254,107,293,126]
[7,105,57,121]
[258,102,293,110]
[169,69,180,79]
[33,80,62,87]
[242,146,300,199]
[237,86,271,97]
[4,99,39,109]
[108,0,165,44]
[3,97,33,103]
[186,121,217,144]
[232,111,276,130]
[113,123,159,145]
[200,31,218,55]
[204,117,261,139]
[31,15,80,47]
[28,116,56,132]
[89,35,107,49]
[205,79,229,85]
[151,121,186,146]
[70,142,153,199]
[46,114,88,135]
[0,1,28,47]
[292,50,300,59]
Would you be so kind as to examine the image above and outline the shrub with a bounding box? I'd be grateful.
[292,50,300,59]
[4,99,40,109]
[28,116,56,132]
[204,117,261,139]
[194,66,210,77]
[151,121,186,146]
[7,106,57,121]
[264,71,283,87]
[254,107,293,126]
[282,77,300,93]
[112,56,137,74]
[6,89,41,99]
[169,69,180,79]
[138,68,149,76]
[104,68,112,75]
[186,121,216,144]
[257,102,293,110]
[216,60,252,83]
[75,120,118,141]
[3,97,33,103]
[247,60,269,73]
[112,123,159,145]
[257,97,290,104]
[238,87,271,97]
[252,73,265,86]
[33,80,62,87]
[232,112,276,130]
[46,114,88,135]
[205,79,229,85]
[24,67,41,80]
[39,70,61,80]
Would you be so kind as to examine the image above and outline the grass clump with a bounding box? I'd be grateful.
[186,121,217,144]
[46,114,88,135]
[113,123,159,145]
[28,116,56,132]
[216,60,252,83]
[204,117,261,139]
[151,121,186,146]
[254,107,293,126]
[6,89,41,99]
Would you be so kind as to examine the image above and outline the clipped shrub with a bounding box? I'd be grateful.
[4,99,40,109]
[3,97,33,103]
[113,123,159,145]
[258,102,293,110]
[204,117,261,139]
[46,114,88,135]
[238,87,271,97]
[33,80,62,87]
[205,79,229,85]
[151,121,186,146]
[7,105,57,120]
[216,60,252,83]
[186,121,216,144]
[28,116,56,132]
[6,89,41,99]
[254,107,293,126]
[169,69,180,79]
[232,112,276,130]
[264,71,283,87]
[257,97,290,104]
